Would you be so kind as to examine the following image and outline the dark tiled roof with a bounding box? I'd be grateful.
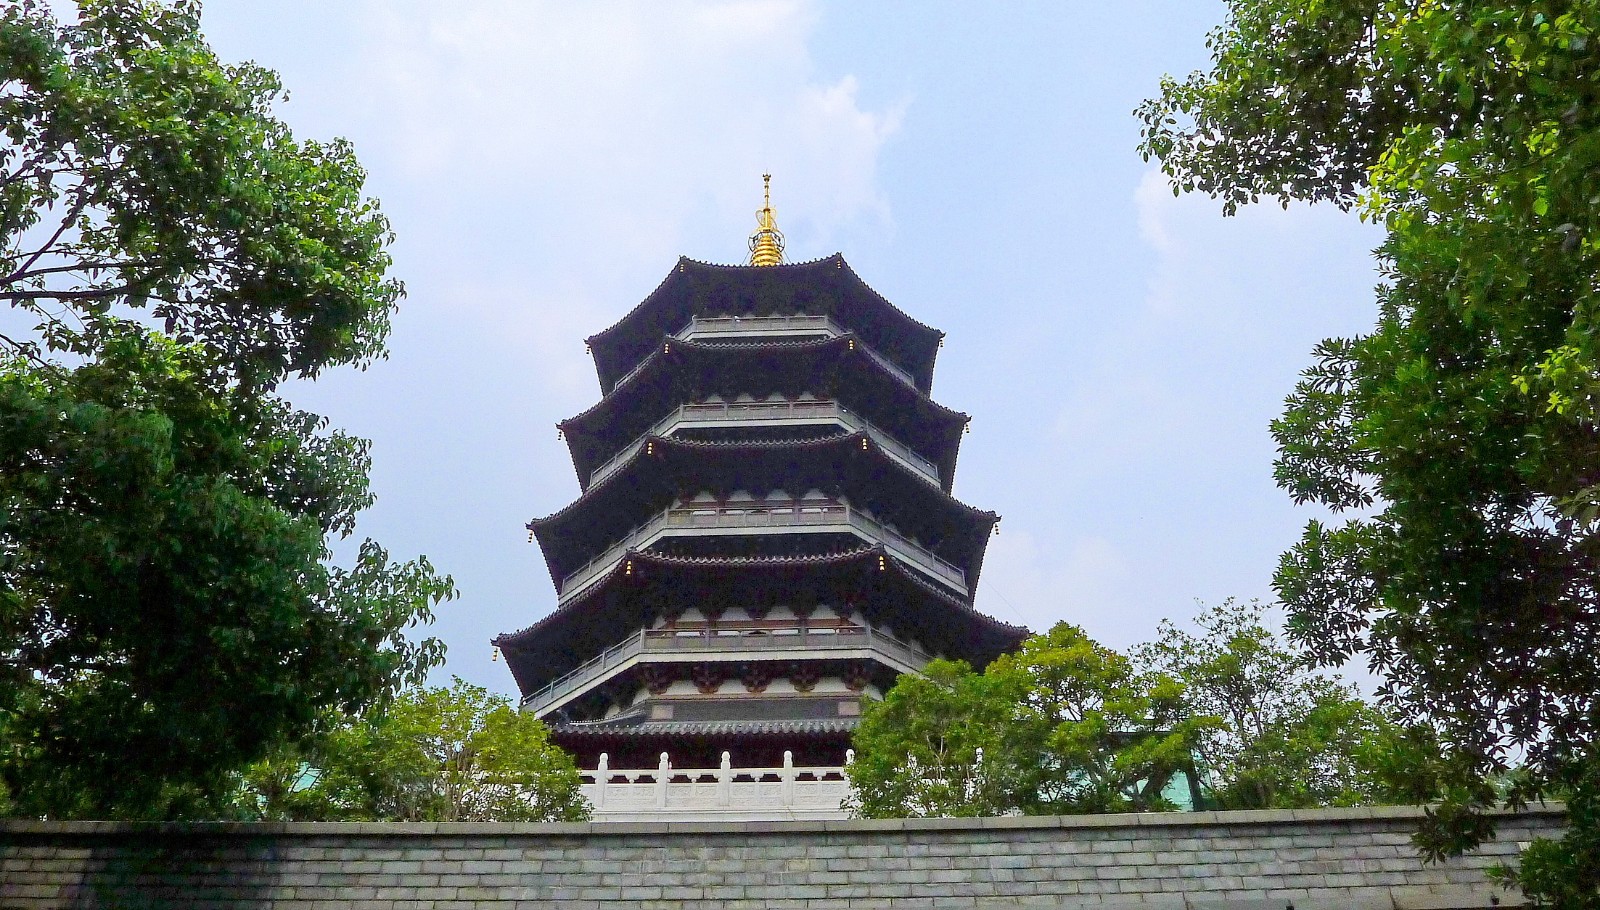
[491,545,1027,648]
[583,254,942,349]
[527,431,996,528]
[492,547,880,645]
[561,332,967,427]
[550,718,859,737]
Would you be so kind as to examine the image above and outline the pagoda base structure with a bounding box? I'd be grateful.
[495,248,1025,820]
[578,749,853,821]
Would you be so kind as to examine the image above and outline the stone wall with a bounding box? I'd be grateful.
[0,805,1563,909]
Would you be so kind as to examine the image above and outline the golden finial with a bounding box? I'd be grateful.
[748,174,785,266]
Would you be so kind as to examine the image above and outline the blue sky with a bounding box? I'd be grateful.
[198,1,1385,695]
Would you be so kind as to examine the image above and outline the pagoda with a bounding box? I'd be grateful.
[493,178,1025,781]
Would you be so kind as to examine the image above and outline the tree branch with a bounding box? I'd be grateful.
[0,282,139,301]
[4,193,89,286]
[0,150,51,190]
[2,259,167,284]
[0,330,49,367]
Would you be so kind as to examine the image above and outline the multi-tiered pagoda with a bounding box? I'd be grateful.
[494,180,1025,777]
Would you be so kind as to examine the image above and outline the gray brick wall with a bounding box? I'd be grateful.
[0,805,1563,909]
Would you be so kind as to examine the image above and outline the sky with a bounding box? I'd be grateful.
[194,0,1387,696]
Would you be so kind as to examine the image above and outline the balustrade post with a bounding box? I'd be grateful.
[718,751,732,807]
[656,752,670,809]
[595,753,608,810]
[781,750,795,807]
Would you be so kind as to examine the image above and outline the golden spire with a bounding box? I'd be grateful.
[748,174,785,266]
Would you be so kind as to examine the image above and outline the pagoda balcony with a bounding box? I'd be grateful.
[674,313,838,342]
[611,315,918,391]
[557,500,970,607]
[586,399,941,488]
[676,315,919,388]
[521,624,934,717]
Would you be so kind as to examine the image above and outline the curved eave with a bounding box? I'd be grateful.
[493,546,1027,697]
[551,718,859,738]
[584,255,943,394]
[560,333,969,489]
[528,431,998,592]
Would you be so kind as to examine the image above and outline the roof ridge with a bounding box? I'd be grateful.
[493,544,1027,647]
[531,431,995,528]
[529,431,854,527]
[584,254,944,349]
[560,333,969,430]
[550,717,859,736]
[584,256,689,346]
[677,253,839,270]
[834,257,945,339]
[492,547,885,644]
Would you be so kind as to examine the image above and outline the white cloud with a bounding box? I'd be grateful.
[356,0,901,258]
[344,0,904,405]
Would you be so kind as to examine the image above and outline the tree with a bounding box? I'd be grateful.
[846,658,1028,818]
[0,1,450,818]
[1140,2,1600,902]
[848,623,1209,818]
[1137,599,1397,809]
[240,679,589,823]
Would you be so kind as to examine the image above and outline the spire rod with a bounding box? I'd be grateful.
[748,173,785,266]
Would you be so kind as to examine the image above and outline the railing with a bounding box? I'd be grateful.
[582,751,852,821]
[555,500,968,607]
[607,314,919,391]
[586,398,941,487]
[674,314,836,340]
[521,625,933,717]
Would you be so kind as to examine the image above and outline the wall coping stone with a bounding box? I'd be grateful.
[0,802,1565,839]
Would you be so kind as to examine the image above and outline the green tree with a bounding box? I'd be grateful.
[0,0,450,818]
[849,623,1209,818]
[241,679,589,823]
[1140,2,1600,902]
[1137,599,1397,809]
[846,658,1027,818]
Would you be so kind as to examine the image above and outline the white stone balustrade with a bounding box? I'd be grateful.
[611,314,920,392]
[581,750,854,822]
[556,499,968,607]
[585,398,941,488]
[519,624,930,716]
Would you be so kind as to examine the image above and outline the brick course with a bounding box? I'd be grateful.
[0,805,1563,909]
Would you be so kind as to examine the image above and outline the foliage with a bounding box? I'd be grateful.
[0,0,401,386]
[239,679,589,823]
[849,623,1209,818]
[0,1,449,818]
[846,658,1027,818]
[1513,752,1600,907]
[1141,0,1600,902]
[1137,599,1399,809]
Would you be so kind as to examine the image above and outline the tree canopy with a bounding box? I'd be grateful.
[850,615,1396,819]
[0,0,450,818]
[848,623,1210,818]
[1136,599,1398,810]
[240,679,589,823]
[1141,1,1600,902]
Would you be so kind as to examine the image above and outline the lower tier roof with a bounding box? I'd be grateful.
[493,546,1027,698]
[529,432,997,599]
[552,718,859,738]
